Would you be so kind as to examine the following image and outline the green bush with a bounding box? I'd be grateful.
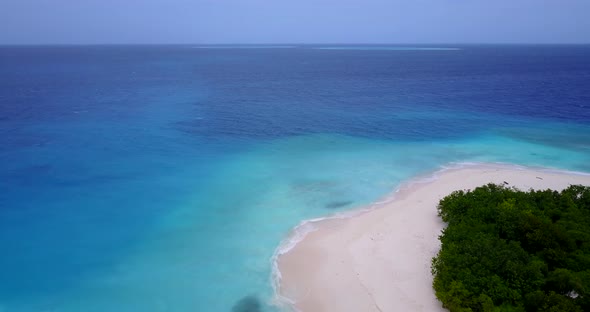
[432,184,590,311]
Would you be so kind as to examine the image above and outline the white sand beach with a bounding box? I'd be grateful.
[275,164,590,312]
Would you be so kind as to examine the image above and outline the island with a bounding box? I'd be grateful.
[274,164,590,312]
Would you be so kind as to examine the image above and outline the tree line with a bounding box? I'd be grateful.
[432,183,590,311]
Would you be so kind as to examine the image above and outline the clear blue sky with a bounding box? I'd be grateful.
[1,0,589,44]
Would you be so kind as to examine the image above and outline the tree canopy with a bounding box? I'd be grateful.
[432,184,590,312]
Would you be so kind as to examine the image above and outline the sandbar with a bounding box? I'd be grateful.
[274,164,590,312]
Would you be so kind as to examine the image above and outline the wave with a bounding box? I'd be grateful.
[313,46,461,51]
[192,46,461,51]
[192,45,296,49]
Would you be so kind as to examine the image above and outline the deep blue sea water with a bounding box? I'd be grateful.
[1,45,590,311]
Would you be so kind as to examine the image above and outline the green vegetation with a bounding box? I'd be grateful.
[432,184,590,312]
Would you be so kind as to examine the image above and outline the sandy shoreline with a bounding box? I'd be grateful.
[273,163,590,312]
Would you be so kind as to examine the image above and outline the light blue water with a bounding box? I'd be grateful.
[0,45,589,311]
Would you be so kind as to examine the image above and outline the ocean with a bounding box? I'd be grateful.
[1,45,589,311]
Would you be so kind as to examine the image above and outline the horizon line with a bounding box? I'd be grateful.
[1,42,589,47]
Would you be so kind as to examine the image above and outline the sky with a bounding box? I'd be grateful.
[1,0,590,44]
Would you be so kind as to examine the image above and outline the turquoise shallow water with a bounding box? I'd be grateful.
[1,45,589,311]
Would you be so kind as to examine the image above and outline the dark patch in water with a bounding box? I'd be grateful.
[4,164,130,188]
[232,295,261,312]
[325,200,353,209]
[8,164,53,176]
